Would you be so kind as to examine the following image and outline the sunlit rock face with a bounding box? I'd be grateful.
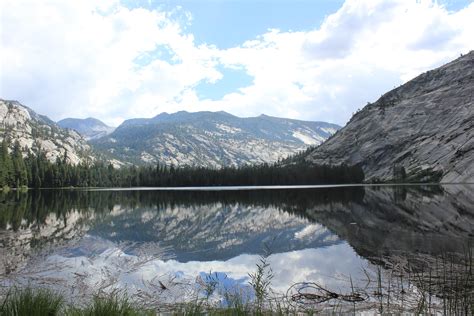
[92,111,340,167]
[304,52,474,183]
[0,99,95,164]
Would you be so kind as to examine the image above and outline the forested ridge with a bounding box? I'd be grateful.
[0,140,364,188]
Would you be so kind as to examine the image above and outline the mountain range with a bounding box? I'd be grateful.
[1,52,472,181]
[91,111,339,167]
[0,99,339,168]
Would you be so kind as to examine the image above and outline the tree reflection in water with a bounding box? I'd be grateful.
[0,185,472,313]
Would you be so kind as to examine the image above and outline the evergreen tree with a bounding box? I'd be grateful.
[0,139,13,186]
[12,141,28,186]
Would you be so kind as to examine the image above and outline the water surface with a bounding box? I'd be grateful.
[0,185,472,310]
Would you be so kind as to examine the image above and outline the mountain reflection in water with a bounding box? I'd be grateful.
[0,185,472,307]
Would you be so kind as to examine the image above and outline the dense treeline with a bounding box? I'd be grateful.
[0,141,28,188]
[0,140,364,188]
[131,163,364,186]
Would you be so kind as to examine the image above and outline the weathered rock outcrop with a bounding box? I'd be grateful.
[304,52,474,183]
[0,99,94,164]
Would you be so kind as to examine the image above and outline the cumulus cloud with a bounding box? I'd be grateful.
[0,0,473,126]
[0,0,220,125]
[213,0,474,124]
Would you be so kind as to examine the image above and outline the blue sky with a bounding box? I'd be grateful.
[165,0,345,48]
[127,0,346,101]
[1,0,473,126]
[131,0,469,47]
[171,0,345,100]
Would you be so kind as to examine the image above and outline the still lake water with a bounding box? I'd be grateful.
[0,185,473,310]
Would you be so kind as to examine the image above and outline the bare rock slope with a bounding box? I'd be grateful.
[304,52,474,183]
[0,99,94,164]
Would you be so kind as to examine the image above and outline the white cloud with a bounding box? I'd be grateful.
[1,0,473,126]
[211,0,474,124]
[0,0,220,126]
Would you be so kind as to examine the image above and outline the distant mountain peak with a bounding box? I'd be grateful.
[58,117,115,141]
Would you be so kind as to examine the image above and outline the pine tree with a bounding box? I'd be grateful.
[1,139,14,186]
[12,141,28,187]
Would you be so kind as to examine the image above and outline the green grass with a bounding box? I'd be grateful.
[0,290,154,316]
[66,294,152,316]
[0,287,63,316]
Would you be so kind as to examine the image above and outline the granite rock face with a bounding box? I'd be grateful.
[304,52,474,183]
[0,99,94,164]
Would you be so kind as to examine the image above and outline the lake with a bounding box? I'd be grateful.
[0,184,473,313]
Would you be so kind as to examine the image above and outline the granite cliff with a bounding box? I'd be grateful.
[304,52,474,183]
[0,99,94,164]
